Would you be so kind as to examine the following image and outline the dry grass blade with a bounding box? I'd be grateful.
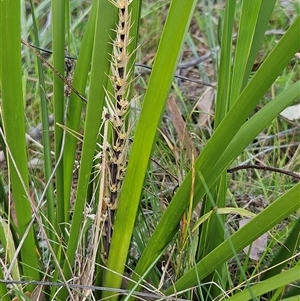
[195,87,215,127]
[167,95,198,160]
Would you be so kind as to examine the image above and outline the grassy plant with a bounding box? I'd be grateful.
[0,0,299,300]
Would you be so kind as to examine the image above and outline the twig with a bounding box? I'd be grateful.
[23,26,286,90]
[23,41,215,88]
[227,164,300,181]
[176,48,218,69]
[135,63,216,88]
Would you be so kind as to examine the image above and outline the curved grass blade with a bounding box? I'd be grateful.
[0,0,40,288]
[224,265,300,301]
[63,0,97,223]
[51,0,66,230]
[29,0,57,250]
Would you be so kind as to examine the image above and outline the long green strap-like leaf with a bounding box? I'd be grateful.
[130,15,300,290]
[214,0,236,126]
[281,297,300,301]
[202,4,235,293]
[223,265,300,301]
[229,0,261,105]
[104,0,198,297]
[0,0,40,289]
[241,0,277,89]
[29,0,57,250]
[51,0,66,230]
[63,1,97,221]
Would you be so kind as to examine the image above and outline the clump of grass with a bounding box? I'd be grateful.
[0,0,299,300]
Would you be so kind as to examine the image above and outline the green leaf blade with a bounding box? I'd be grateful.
[0,0,40,287]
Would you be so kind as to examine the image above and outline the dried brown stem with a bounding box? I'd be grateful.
[227,164,300,181]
